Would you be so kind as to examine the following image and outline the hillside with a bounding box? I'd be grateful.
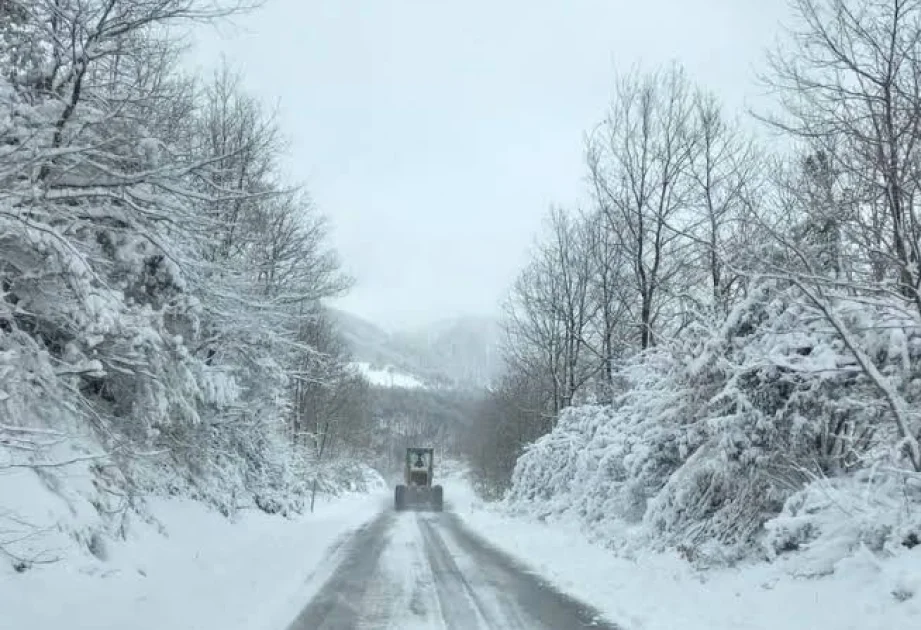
[327,308,502,390]
[394,315,504,389]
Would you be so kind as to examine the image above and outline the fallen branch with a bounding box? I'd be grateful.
[1,453,109,470]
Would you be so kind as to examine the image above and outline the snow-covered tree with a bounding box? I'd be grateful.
[0,0,365,550]
[477,0,921,562]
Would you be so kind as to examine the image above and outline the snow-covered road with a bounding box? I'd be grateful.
[287,507,617,630]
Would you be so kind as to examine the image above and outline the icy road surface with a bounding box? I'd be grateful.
[287,507,618,630]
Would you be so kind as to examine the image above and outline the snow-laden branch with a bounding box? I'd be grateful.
[1,453,109,470]
[788,277,921,472]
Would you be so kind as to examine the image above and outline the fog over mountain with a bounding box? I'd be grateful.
[326,307,503,390]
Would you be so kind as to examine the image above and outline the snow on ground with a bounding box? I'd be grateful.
[444,473,921,630]
[349,361,428,389]
[1,484,388,630]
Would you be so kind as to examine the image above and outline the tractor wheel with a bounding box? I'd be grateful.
[395,484,406,511]
[432,485,443,512]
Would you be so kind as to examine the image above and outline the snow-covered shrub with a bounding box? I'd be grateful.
[505,348,696,549]
[309,460,387,496]
[763,471,921,575]
[505,282,921,560]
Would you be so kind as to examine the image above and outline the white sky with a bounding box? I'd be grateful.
[189,0,790,330]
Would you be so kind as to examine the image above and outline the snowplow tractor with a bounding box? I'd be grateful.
[394,447,443,512]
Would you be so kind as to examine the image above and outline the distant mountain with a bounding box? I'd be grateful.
[325,307,502,390]
[393,315,504,389]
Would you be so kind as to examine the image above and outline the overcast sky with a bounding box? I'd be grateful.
[189,0,790,330]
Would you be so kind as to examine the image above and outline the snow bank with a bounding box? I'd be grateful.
[446,471,921,630]
[763,473,921,576]
[0,445,385,565]
[0,436,387,629]
[0,481,387,630]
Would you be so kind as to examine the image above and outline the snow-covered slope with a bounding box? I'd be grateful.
[394,315,503,389]
[327,307,501,390]
[348,361,427,389]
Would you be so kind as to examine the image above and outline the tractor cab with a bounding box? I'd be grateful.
[395,447,443,511]
[408,449,430,485]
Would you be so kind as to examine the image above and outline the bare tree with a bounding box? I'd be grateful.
[502,207,597,416]
[688,92,760,314]
[544,208,597,408]
[751,0,921,472]
[588,63,700,348]
[502,251,565,418]
[580,208,632,398]
[251,192,351,304]
[194,61,284,264]
[760,0,921,313]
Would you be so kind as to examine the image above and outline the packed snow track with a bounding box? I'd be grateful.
[287,507,618,630]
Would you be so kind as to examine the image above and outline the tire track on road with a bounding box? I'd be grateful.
[286,511,395,630]
[417,514,497,630]
[286,506,620,630]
